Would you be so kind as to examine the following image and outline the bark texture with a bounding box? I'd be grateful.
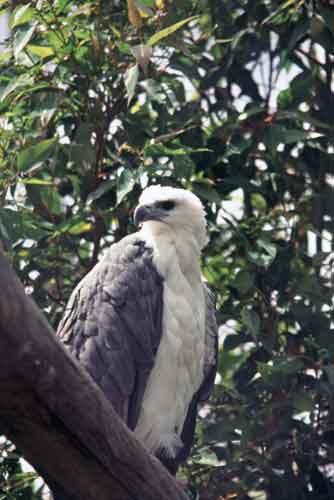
[0,251,188,500]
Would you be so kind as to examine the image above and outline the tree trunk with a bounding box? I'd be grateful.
[0,250,187,500]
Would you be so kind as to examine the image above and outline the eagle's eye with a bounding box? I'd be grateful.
[156,200,175,211]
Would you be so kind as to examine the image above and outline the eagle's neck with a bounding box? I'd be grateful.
[140,222,202,282]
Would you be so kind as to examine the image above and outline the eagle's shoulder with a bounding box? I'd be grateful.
[101,232,162,282]
[56,231,164,426]
[57,232,163,352]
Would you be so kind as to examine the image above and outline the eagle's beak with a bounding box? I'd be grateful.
[134,205,151,227]
[134,205,164,227]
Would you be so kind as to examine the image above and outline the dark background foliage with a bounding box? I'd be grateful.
[1,0,334,499]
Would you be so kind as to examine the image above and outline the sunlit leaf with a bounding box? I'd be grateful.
[117,169,136,205]
[0,48,13,64]
[135,0,154,17]
[131,45,152,73]
[13,23,36,58]
[140,79,164,102]
[261,0,297,25]
[257,239,277,262]
[144,143,209,157]
[27,44,54,58]
[0,74,33,102]
[141,0,155,6]
[23,179,53,186]
[87,180,115,204]
[147,16,199,46]
[10,4,34,29]
[127,0,142,28]
[68,221,92,235]
[193,449,220,466]
[124,63,139,105]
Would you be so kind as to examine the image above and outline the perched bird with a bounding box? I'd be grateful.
[57,185,218,476]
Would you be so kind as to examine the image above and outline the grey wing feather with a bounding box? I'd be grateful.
[198,282,218,401]
[57,234,164,429]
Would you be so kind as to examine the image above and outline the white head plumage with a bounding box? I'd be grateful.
[139,185,208,249]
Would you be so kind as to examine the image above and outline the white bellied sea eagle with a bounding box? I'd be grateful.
[56,185,218,477]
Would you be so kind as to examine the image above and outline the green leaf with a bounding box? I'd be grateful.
[192,183,221,203]
[223,333,248,351]
[318,5,334,36]
[17,138,58,171]
[265,125,324,148]
[0,208,48,244]
[27,44,54,58]
[173,155,195,180]
[233,270,255,295]
[131,44,152,73]
[193,449,220,467]
[68,221,92,235]
[275,358,304,375]
[241,307,260,337]
[293,393,313,413]
[124,64,140,106]
[284,130,324,144]
[262,0,296,25]
[257,239,277,263]
[256,362,275,384]
[251,193,267,211]
[36,186,62,215]
[0,49,13,65]
[286,20,309,53]
[0,74,33,102]
[22,178,53,186]
[117,169,136,205]
[13,23,36,58]
[140,79,164,103]
[205,421,240,442]
[87,180,115,204]
[247,239,277,268]
[137,0,155,7]
[147,16,199,46]
[116,41,131,54]
[277,73,314,109]
[71,123,96,165]
[135,0,154,16]
[10,4,34,29]
[145,143,209,157]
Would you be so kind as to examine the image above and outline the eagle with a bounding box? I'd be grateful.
[57,185,218,477]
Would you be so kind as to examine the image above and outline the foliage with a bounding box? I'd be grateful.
[0,440,44,499]
[1,0,334,499]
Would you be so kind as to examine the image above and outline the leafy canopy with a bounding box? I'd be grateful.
[1,0,334,499]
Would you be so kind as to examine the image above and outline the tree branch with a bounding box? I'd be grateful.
[0,250,187,500]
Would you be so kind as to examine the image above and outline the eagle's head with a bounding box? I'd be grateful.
[134,185,208,249]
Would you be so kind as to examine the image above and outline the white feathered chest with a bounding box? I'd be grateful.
[134,226,206,457]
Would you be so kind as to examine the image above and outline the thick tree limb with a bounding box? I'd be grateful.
[0,251,188,500]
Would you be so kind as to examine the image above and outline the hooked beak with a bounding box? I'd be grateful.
[134,205,164,227]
